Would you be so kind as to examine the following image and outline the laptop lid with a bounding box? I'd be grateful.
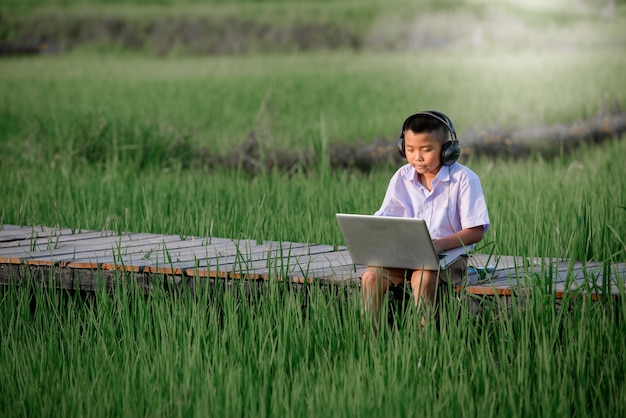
[336,213,466,270]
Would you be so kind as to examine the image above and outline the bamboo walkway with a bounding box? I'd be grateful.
[0,224,624,300]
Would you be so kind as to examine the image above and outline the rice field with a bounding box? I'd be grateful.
[1,1,626,416]
[2,260,625,417]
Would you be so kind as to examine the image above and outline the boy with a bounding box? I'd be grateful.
[360,111,490,328]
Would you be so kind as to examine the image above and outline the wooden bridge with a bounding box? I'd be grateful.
[0,224,624,300]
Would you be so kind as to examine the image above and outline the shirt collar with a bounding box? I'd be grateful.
[402,164,452,185]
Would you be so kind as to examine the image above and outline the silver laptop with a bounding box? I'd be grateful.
[336,213,467,270]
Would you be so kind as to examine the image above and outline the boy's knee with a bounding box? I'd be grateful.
[361,270,377,290]
[410,270,438,307]
[410,270,436,289]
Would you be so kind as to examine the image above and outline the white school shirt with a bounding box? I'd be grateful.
[374,162,490,244]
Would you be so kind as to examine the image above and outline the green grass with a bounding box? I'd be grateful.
[1,271,625,417]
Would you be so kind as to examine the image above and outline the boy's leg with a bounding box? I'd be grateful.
[409,269,438,327]
[360,266,405,322]
[410,257,469,327]
[409,269,438,307]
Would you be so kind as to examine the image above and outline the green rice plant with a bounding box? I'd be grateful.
[1,258,625,417]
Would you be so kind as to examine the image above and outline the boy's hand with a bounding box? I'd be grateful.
[434,226,484,253]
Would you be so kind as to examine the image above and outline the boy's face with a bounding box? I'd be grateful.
[403,131,443,177]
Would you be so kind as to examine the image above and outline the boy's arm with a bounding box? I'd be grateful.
[432,226,484,254]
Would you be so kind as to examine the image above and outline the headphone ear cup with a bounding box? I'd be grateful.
[397,137,406,159]
[441,139,461,166]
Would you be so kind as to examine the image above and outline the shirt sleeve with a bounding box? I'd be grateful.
[374,170,408,217]
[458,170,490,233]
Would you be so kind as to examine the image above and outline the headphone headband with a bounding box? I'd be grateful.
[400,110,457,142]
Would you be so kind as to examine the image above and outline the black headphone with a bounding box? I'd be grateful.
[396,110,460,166]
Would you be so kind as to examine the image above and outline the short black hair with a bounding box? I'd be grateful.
[404,114,449,145]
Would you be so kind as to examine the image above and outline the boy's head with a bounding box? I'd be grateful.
[397,111,460,166]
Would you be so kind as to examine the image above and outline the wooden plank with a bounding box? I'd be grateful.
[553,264,626,298]
[99,237,237,273]
[463,258,584,290]
[63,260,102,269]
[293,264,360,284]
[0,228,96,246]
[467,254,581,280]
[220,244,342,280]
[31,234,223,268]
[0,256,22,264]
[19,233,160,266]
[0,225,27,233]
[280,250,355,281]
[462,262,626,298]
[468,254,525,270]
[56,234,190,264]
[464,285,514,296]
[0,229,118,250]
[162,241,324,278]
[0,225,72,237]
[450,254,528,296]
[0,225,24,229]
[152,239,310,270]
[0,225,43,240]
[0,232,151,257]
[482,261,613,289]
[315,265,366,284]
[554,282,621,299]
[0,226,75,243]
[185,243,338,280]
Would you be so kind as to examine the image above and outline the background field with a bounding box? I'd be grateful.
[1,1,626,417]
